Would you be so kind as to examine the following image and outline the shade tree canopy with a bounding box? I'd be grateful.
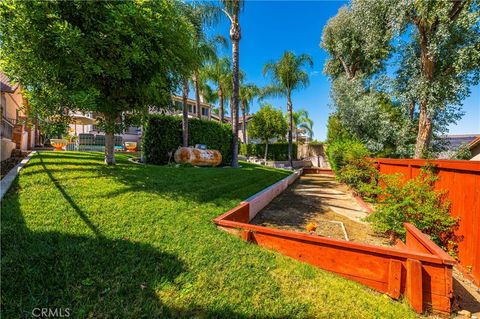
[0,0,196,164]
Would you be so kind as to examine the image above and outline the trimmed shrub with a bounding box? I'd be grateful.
[326,138,369,174]
[143,115,233,165]
[366,166,460,256]
[239,143,298,161]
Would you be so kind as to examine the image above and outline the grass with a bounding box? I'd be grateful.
[1,151,416,318]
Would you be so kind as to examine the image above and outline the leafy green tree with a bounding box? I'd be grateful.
[0,0,195,164]
[248,103,287,162]
[321,0,393,80]
[262,51,313,167]
[392,0,480,158]
[239,82,260,143]
[221,0,244,168]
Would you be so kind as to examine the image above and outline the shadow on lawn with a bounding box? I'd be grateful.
[1,183,263,318]
[1,152,289,318]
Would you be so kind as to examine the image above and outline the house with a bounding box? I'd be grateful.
[81,95,216,145]
[435,134,480,159]
[467,136,480,160]
[0,72,39,161]
[238,114,253,143]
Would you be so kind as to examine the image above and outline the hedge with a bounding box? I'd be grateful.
[143,115,233,165]
[239,143,297,161]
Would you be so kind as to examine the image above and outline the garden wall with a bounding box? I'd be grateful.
[373,158,480,286]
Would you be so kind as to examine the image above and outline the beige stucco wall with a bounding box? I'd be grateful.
[3,88,25,121]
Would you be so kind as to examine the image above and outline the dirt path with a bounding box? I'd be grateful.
[251,173,391,246]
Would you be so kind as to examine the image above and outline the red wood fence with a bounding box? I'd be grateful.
[373,158,480,286]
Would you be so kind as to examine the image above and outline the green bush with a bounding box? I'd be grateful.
[366,166,459,256]
[239,143,298,161]
[337,158,379,198]
[143,115,233,165]
[326,138,369,174]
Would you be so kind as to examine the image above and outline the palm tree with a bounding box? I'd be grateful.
[180,3,225,146]
[262,51,313,167]
[292,109,314,142]
[221,0,244,168]
[239,83,260,143]
[203,57,231,123]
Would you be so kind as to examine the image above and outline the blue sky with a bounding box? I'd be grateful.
[205,1,479,140]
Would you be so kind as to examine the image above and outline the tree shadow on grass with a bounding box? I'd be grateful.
[1,183,187,318]
[1,152,278,318]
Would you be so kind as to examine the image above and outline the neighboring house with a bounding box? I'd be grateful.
[83,95,216,144]
[238,114,253,143]
[435,134,480,159]
[0,72,39,161]
[467,137,480,160]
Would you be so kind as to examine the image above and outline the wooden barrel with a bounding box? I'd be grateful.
[174,147,222,167]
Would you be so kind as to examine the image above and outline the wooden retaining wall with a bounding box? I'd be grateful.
[373,158,480,286]
[213,170,456,314]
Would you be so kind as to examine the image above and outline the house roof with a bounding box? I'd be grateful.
[469,136,480,150]
[0,72,18,93]
[438,134,480,151]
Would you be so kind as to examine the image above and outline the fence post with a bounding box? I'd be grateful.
[406,259,423,313]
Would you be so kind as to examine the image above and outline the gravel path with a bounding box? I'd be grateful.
[251,173,391,246]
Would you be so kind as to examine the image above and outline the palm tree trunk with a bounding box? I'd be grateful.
[193,72,201,119]
[287,91,293,168]
[104,113,116,165]
[182,78,189,147]
[219,87,224,123]
[230,16,241,168]
[241,101,247,143]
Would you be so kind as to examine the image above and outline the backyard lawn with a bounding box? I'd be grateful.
[1,152,416,318]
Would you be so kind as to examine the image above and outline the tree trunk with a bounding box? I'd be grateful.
[414,101,433,158]
[193,72,201,119]
[413,23,435,158]
[287,92,293,168]
[264,141,268,163]
[104,113,116,165]
[230,15,241,168]
[241,101,247,143]
[219,87,224,123]
[182,78,189,147]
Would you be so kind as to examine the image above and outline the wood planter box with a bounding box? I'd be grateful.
[213,170,455,315]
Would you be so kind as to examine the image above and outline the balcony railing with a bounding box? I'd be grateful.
[1,117,14,140]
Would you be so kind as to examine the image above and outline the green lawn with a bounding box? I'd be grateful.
[1,152,415,318]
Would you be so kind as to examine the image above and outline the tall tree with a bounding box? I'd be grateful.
[395,0,480,158]
[0,0,195,164]
[248,103,288,163]
[239,82,260,143]
[204,57,232,123]
[262,51,313,167]
[221,0,244,168]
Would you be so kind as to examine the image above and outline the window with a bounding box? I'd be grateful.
[188,104,194,113]
[202,107,209,116]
